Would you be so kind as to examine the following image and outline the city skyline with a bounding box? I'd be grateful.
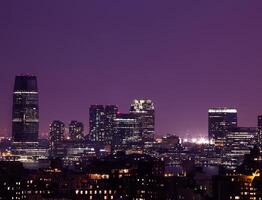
[1,1,262,137]
[0,75,259,138]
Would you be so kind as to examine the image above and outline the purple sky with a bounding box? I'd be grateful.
[1,1,262,138]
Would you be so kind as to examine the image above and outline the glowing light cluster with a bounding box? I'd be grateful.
[183,137,210,144]
[208,108,237,113]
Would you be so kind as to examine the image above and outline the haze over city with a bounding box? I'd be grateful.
[1,1,262,137]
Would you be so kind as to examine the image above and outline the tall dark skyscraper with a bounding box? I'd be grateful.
[12,75,39,142]
[208,108,237,147]
[130,99,155,142]
[89,105,118,145]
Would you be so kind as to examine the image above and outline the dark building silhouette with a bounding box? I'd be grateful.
[212,146,262,199]
[0,161,79,200]
[208,108,237,147]
[257,115,262,148]
[69,120,84,141]
[130,99,155,142]
[49,120,66,158]
[12,75,39,142]
[112,113,140,150]
[89,105,118,145]
[75,153,165,200]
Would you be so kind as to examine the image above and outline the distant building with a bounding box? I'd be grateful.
[69,120,84,141]
[89,105,118,145]
[208,108,237,146]
[49,120,66,158]
[89,105,105,143]
[130,99,155,142]
[257,115,262,148]
[225,127,257,167]
[161,134,180,149]
[112,113,140,150]
[212,146,262,199]
[12,75,39,142]
[104,105,118,144]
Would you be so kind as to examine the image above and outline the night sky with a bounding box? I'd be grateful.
[1,1,262,138]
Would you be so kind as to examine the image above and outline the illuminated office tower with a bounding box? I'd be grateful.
[69,120,84,141]
[89,105,106,143]
[89,105,118,144]
[112,113,140,150]
[208,108,237,146]
[225,127,257,167]
[104,105,118,144]
[130,99,155,142]
[257,115,262,148]
[12,75,39,142]
[49,120,66,158]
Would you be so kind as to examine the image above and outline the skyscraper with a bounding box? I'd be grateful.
[112,113,140,150]
[208,108,237,146]
[49,120,66,158]
[89,105,118,145]
[130,99,155,142]
[225,127,257,167]
[69,120,84,141]
[257,115,262,148]
[104,105,118,144]
[89,105,106,143]
[12,75,39,142]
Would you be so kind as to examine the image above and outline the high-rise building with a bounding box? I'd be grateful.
[104,105,118,144]
[130,99,155,142]
[112,113,140,150]
[49,120,66,158]
[257,115,262,148]
[208,108,237,146]
[69,120,84,141]
[12,75,39,142]
[89,105,118,145]
[89,105,106,143]
[225,127,257,167]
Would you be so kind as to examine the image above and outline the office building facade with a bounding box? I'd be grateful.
[12,75,39,142]
[89,105,118,145]
[49,120,66,158]
[130,99,155,142]
[112,113,140,150]
[225,127,257,167]
[208,108,237,146]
